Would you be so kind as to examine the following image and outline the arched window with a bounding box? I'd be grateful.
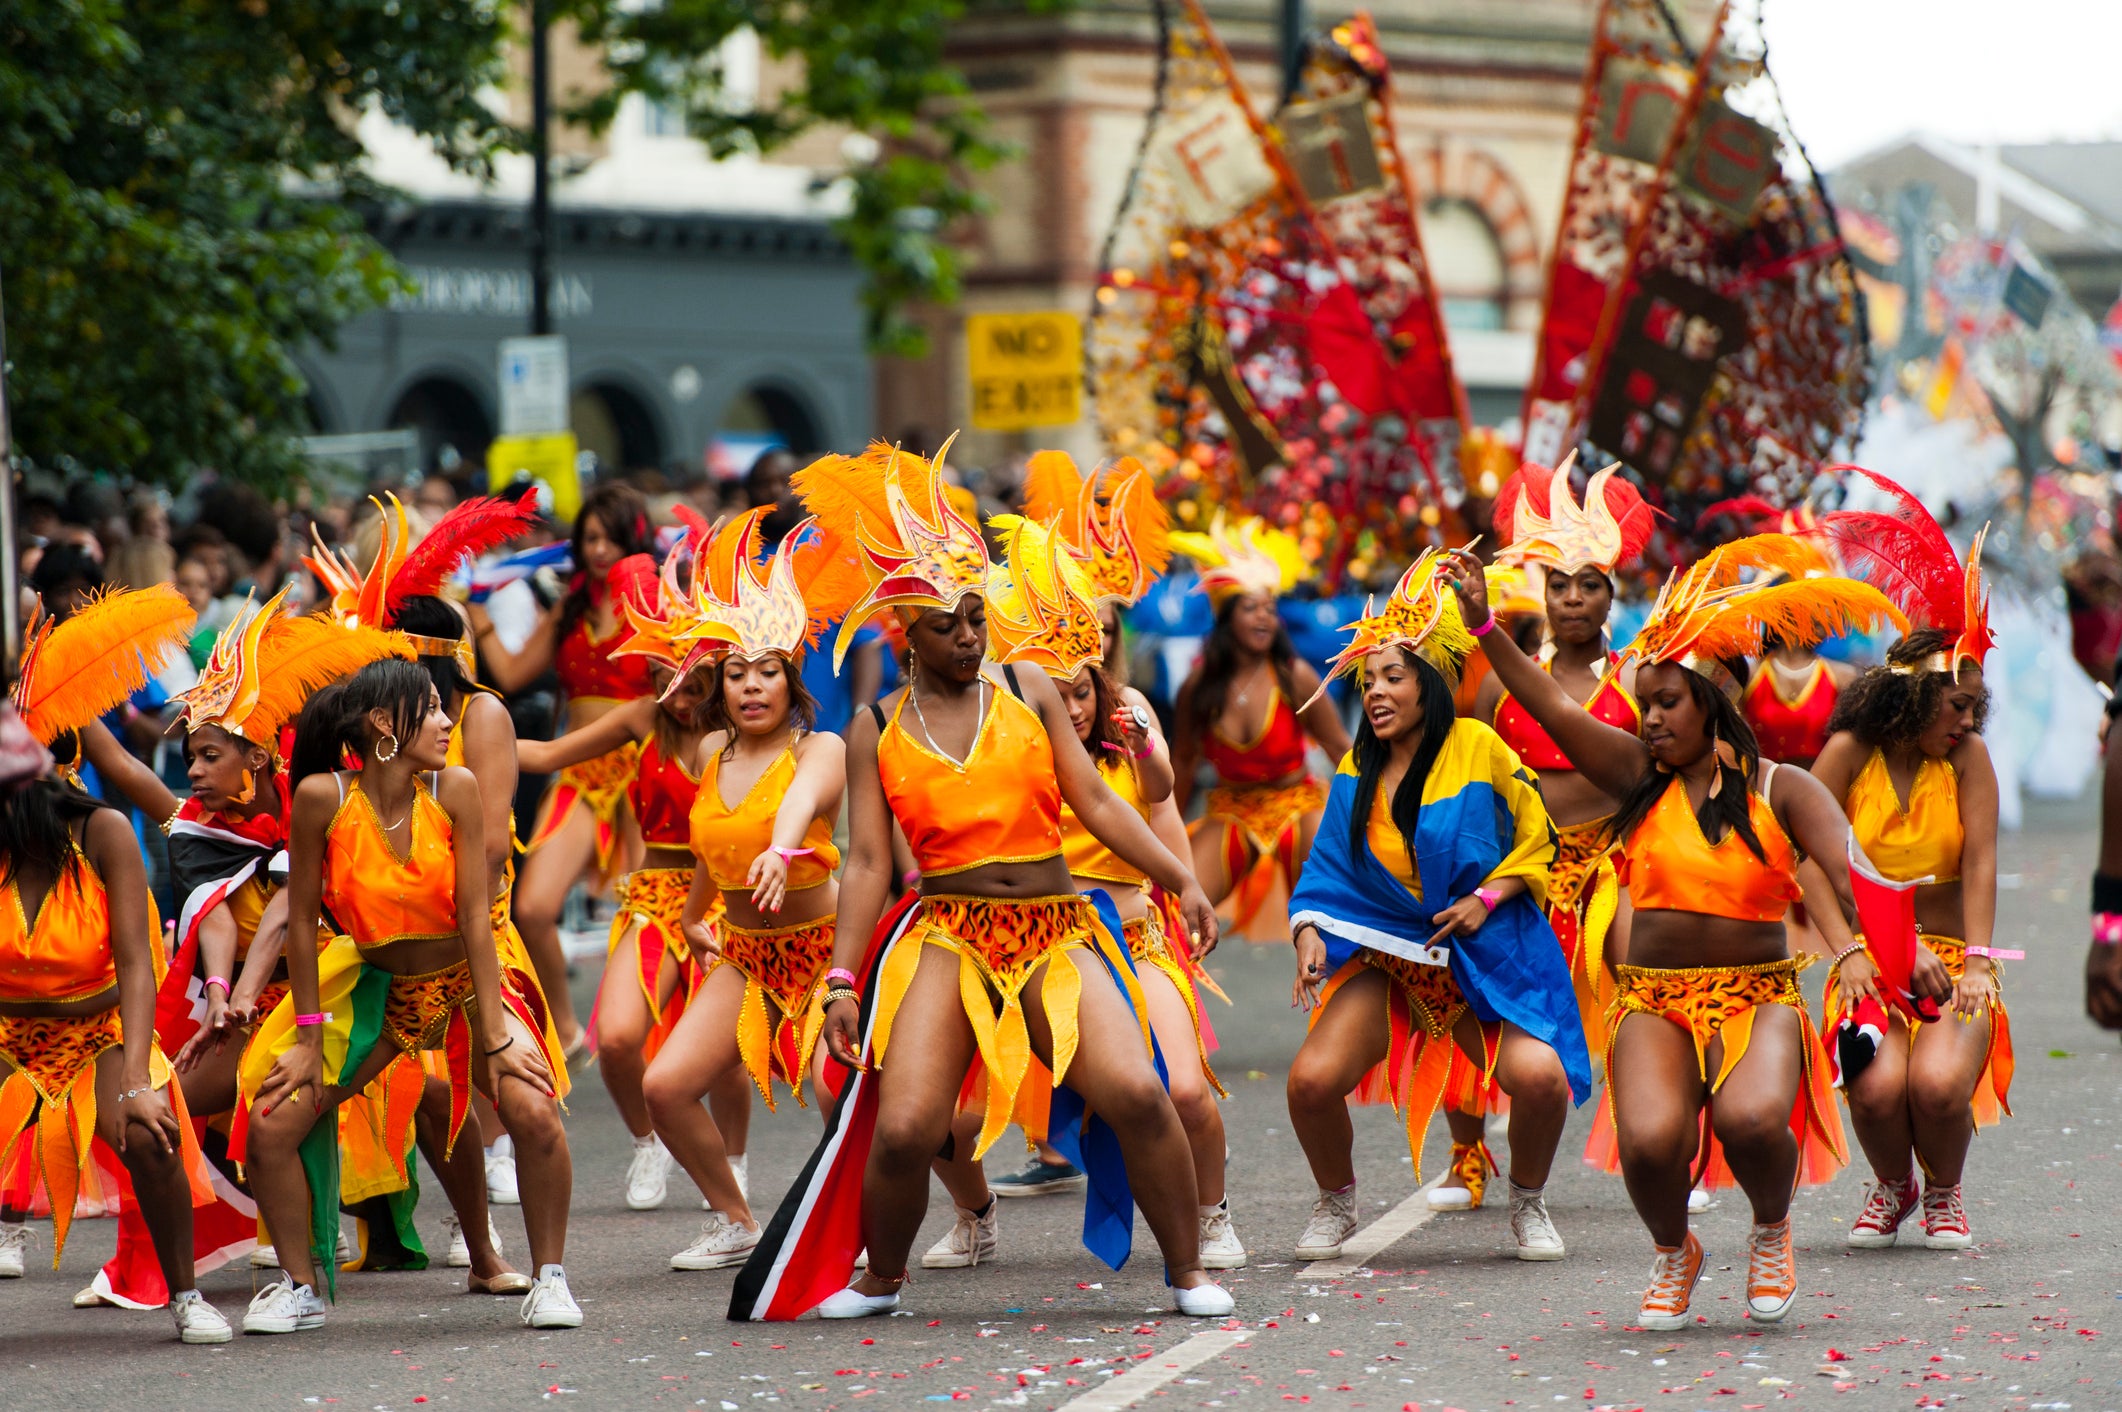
[1423,196,1509,332]
[571,380,665,474]
[388,376,493,476]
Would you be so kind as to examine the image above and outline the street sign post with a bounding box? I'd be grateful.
[967,311,1083,432]
[488,431,581,521]
[499,335,570,437]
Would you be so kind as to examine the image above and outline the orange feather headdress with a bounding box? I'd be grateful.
[1803,466,1994,677]
[1617,534,1908,697]
[792,436,990,668]
[1021,451,1172,608]
[173,587,412,747]
[1305,548,1474,710]
[1492,453,1656,578]
[11,586,196,746]
[984,515,1107,681]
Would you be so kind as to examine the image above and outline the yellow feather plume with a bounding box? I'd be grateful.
[14,586,195,745]
[234,616,415,746]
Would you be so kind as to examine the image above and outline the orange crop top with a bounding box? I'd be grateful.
[877,678,1063,878]
[633,735,699,849]
[1847,750,1962,884]
[556,618,655,704]
[1060,756,1149,887]
[0,850,115,1004]
[1621,770,1801,923]
[322,775,460,951]
[1201,685,1309,785]
[689,744,840,892]
[1494,661,1641,773]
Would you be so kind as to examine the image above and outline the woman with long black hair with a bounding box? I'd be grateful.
[1283,553,1586,1266]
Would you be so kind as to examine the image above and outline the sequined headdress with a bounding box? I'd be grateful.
[1303,548,1475,709]
[12,587,196,747]
[1617,534,1908,698]
[1168,511,1307,609]
[985,515,1108,680]
[1492,453,1656,578]
[792,436,991,668]
[172,586,412,747]
[1021,451,1173,608]
[1804,466,1993,677]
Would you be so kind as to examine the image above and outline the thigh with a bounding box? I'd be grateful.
[872,942,979,1146]
[1609,1010,1707,1142]
[1484,1021,1559,1093]
[180,1032,247,1117]
[1291,965,1392,1094]
[1844,1010,1911,1111]
[516,807,598,913]
[1187,819,1242,902]
[1907,1004,1991,1098]
[595,920,655,1045]
[1023,947,1162,1105]
[1708,1002,1804,1132]
[477,1004,562,1117]
[644,963,746,1093]
[1291,806,1323,870]
[1133,961,1205,1088]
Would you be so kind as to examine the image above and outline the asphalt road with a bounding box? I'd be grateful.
[8,792,2122,1412]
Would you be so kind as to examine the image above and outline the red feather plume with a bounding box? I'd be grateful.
[382,491,538,624]
[1696,496,1781,531]
[1489,461,1556,543]
[1807,466,1966,632]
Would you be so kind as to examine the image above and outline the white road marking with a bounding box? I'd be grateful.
[1055,1117,1504,1409]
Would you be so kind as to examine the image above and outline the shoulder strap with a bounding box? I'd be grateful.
[1000,663,1025,702]
[867,702,887,730]
[1758,757,1778,801]
[335,772,348,805]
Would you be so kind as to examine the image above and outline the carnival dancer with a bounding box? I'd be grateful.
[234,659,577,1332]
[1702,501,1854,770]
[469,483,661,1054]
[1448,458,1654,1212]
[1168,513,1350,935]
[1282,552,1588,1263]
[75,586,417,1302]
[307,491,552,1254]
[728,440,1228,1322]
[0,588,232,1342]
[1804,470,2007,1250]
[1442,534,1904,1329]
[619,508,861,1272]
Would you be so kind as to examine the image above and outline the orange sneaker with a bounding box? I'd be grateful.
[1745,1217,1796,1322]
[1636,1231,1705,1331]
[1426,1141,1496,1212]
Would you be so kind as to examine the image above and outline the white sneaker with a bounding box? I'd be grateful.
[242,1274,326,1334]
[487,1137,520,1206]
[443,1214,506,1269]
[921,1200,999,1269]
[816,1282,901,1318]
[625,1135,672,1211]
[1509,1185,1565,1261]
[170,1290,233,1344]
[707,1153,750,1210]
[1198,1201,1248,1270]
[521,1268,583,1328]
[1294,1187,1358,1261]
[0,1222,29,1278]
[1172,1280,1235,1317]
[670,1213,762,1271]
[1687,1186,1713,1214]
[251,1228,351,1270]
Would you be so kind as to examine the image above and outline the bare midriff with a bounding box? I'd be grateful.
[1627,912,1788,971]
[1071,875,1151,923]
[0,985,118,1019]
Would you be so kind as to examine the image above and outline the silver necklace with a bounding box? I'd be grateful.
[911,679,987,768]
[1233,663,1269,708]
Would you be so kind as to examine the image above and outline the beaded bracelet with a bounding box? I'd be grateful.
[293,1012,331,1027]
[1827,941,1866,973]
[114,1085,154,1105]
[823,986,860,1010]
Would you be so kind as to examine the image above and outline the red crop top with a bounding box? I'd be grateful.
[631,735,698,848]
[1742,659,1839,766]
[1494,661,1641,773]
[1201,685,1309,785]
[556,618,655,704]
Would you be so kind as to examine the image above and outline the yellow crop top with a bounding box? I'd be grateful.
[1060,756,1148,887]
[1621,771,1801,923]
[1366,789,1421,899]
[688,744,840,892]
[877,678,1063,878]
[322,775,460,951]
[0,848,115,1004]
[1847,750,1962,884]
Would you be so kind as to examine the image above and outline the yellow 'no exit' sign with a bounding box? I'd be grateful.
[967,311,1083,431]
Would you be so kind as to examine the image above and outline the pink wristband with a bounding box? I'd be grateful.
[293,1012,331,1027]
[1469,613,1495,638]
[772,845,815,862]
[2095,914,2122,945]
[1473,886,1502,912]
[204,976,231,995]
[826,968,858,989]
[1963,946,2023,960]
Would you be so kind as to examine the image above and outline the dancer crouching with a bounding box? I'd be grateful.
[236,660,576,1332]
[1444,535,1901,1328]
[730,441,1227,1321]
[1284,553,1589,1264]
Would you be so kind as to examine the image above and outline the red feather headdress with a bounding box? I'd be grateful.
[1805,466,1993,676]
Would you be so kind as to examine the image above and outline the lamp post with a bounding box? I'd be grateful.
[1280,0,1305,103]
[529,0,554,336]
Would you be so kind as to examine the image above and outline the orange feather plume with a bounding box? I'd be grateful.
[1662,577,1911,666]
[234,615,414,746]
[13,586,195,745]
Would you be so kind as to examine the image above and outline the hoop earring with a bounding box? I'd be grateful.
[232,767,256,806]
[376,733,399,763]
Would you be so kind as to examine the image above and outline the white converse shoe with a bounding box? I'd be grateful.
[486,1135,520,1205]
[1509,1185,1566,1261]
[1294,1187,1358,1261]
[521,1268,584,1328]
[242,1274,326,1334]
[1172,1280,1235,1317]
[1687,1185,1713,1214]
[816,1281,902,1318]
[625,1135,672,1210]
[1198,1201,1248,1270]
[170,1289,233,1344]
[251,1227,351,1270]
[0,1222,29,1278]
[707,1153,751,1209]
[443,1214,506,1269]
[670,1213,762,1271]
[921,1200,999,1269]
